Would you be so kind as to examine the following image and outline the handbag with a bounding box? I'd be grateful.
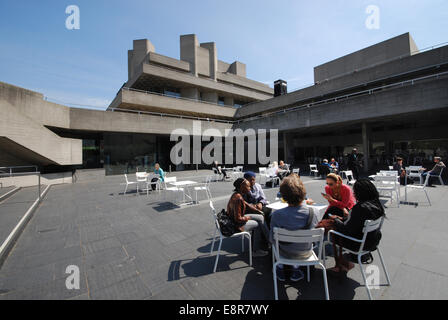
[217,209,237,237]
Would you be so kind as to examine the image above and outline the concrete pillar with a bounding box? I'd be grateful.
[224,97,234,106]
[180,34,198,76]
[362,122,371,172]
[128,39,155,80]
[228,61,247,77]
[202,92,218,104]
[180,88,199,100]
[200,42,217,81]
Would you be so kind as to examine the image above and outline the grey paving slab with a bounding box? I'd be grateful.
[0,174,447,300]
[0,186,41,245]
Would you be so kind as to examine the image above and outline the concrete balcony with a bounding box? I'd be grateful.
[108,87,237,119]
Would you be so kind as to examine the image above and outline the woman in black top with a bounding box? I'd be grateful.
[320,179,385,274]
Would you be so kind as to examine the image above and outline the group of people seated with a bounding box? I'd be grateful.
[319,158,339,176]
[226,171,385,281]
[393,156,445,186]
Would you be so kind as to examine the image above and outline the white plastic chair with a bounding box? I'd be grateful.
[272,227,329,300]
[209,201,252,273]
[342,170,356,186]
[374,175,400,207]
[163,176,185,203]
[388,166,394,170]
[144,173,161,195]
[323,217,391,300]
[258,167,268,185]
[292,168,300,176]
[435,167,445,186]
[212,167,221,181]
[123,174,138,195]
[407,166,423,184]
[309,164,319,178]
[406,173,431,206]
[194,176,212,203]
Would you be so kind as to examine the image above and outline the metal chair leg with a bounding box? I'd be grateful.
[377,248,391,286]
[213,237,223,273]
[319,262,330,300]
[273,262,279,300]
[358,255,373,300]
[210,229,217,254]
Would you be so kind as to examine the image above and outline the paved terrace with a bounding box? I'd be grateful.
[0,170,447,300]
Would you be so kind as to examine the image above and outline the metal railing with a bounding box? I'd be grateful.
[0,166,38,177]
[0,172,42,201]
[235,70,448,124]
[121,87,239,110]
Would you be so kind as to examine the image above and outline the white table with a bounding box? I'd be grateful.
[267,201,328,220]
[169,180,198,205]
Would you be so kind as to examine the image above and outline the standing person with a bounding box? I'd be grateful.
[243,172,273,225]
[270,175,319,282]
[227,178,270,256]
[318,179,385,274]
[152,163,165,190]
[393,157,406,185]
[421,157,446,187]
[347,148,361,180]
[321,173,356,220]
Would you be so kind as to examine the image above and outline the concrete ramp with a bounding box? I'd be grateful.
[0,85,82,166]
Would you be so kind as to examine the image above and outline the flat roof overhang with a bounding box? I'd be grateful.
[128,63,273,103]
[108,88,237,120]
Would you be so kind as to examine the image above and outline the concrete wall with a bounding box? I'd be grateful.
[314,33,417,83]
[235,77,448,132]
[110,89,236,118]
[0,82,82,166]
[0,172,73,188]
[236,43,448,118]
[128,39,156,80]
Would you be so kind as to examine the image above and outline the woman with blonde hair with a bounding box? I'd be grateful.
[321,173,356,220]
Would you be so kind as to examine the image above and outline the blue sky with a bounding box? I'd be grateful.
[0,0,447,109]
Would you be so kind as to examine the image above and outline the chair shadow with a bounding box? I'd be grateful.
[168,254,250,281]
[239,245,358,300]
[152,201,181,212]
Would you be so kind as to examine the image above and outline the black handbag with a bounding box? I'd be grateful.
[217,209,237,237]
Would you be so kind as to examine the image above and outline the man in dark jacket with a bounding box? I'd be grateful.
[347,148,361,180]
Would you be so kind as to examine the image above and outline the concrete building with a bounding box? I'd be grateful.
[1,32,447,176]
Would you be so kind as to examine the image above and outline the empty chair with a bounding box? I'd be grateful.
[123,174,138,195]
[209,201,252,273]
[293,168,300,176]
[405,173,431,206]
[309,164,319,178]
[258,167,268,185]
[407,166,423,184]
[342,170,356,186]
[194,176,212,203]
[135,172,148,194]
[163,176,185,203]
[374,175,400,207]
[324,217,391,300]
[388,166,394,170]
[272,227,329,300]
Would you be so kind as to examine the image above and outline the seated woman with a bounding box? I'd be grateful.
[151,163,165,190]
[321,173,356,220]
[319,179,385,274]
[227,178,270,256]
[269,175,318,282]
